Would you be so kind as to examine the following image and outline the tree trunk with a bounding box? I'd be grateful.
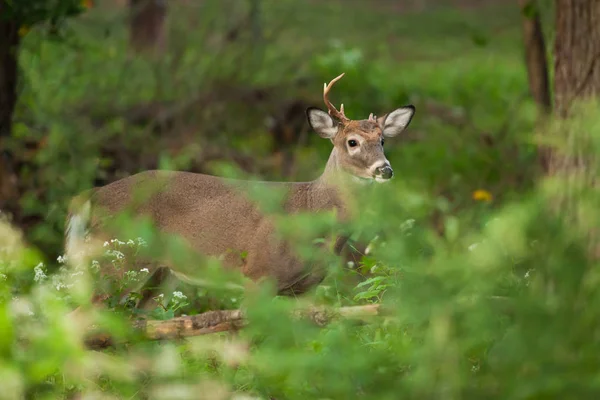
[554,1,600,117]
[549,1,600,257]
[128,0,167,55]
[550,1,600,177]
[0,6,21,215]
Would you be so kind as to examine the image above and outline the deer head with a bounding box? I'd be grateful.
[306,73,415,183]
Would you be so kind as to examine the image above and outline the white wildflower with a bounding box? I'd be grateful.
[91,260,100,271]
[173,291,186,300]
[524,269,534,286]
[0,273,7,281]
[34,263,47,283]
[52,275,73,291]
[125,271,139,281]
[103,241,109,247]
[105,250,125,260]
[140,268,149,273]
[57,255,67,264]
[347,261,355,269]
[10,297,35,317]
[136,237,147,247]
[400,219,415,232]
[127,239,135,246]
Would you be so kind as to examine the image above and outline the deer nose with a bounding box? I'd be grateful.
[375,165,394,180]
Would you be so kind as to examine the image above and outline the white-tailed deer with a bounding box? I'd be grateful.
[65,73,415,309]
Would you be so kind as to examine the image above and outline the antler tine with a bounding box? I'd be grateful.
[323,73,349,122]
[368,113,377,121]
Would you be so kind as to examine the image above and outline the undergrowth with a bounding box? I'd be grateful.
[5,1,597,399]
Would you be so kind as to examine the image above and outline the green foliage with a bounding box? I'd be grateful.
[6,0,600,398]
[2,0,87,28]
[6,175,600,398]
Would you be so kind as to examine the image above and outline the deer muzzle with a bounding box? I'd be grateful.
[374,164,394,181]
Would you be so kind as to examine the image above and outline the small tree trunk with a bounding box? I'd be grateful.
[248,0,262,44]
[519,0,552,114]
[128,0,167,55]
[518,0,552,171]
[0,6,21,214]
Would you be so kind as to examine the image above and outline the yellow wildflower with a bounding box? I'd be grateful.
[18,25,29,37]
[472,189,492,202]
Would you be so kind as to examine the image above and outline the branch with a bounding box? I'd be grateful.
[84,304,382,350]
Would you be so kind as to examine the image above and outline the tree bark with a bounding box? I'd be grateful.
[128,0,167,55]
[548,1,600,257]
[553,1,600,117]
[550,1,600,177]
[0,5,21,215]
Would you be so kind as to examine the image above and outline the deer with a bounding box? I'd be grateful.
[64,73,415,312]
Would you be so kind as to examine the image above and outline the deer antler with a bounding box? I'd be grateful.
[323,73,349,123]
[368,113,377,121]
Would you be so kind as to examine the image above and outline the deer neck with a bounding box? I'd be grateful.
[305,148,352,210]
[315,148,344,186]
[304,148,366,231]
[316,147,368,187]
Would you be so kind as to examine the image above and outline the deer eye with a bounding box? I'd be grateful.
[348,139,358,147]
[381,138,385,146]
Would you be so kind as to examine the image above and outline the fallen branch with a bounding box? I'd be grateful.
[84,304,382,350]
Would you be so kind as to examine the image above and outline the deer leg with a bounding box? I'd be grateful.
[136,267,179,311]
[343,239,367,268]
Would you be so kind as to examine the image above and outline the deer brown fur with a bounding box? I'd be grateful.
[65,73,415,308]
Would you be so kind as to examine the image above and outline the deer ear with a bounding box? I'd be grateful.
[380,105,415,138]
[306,107,338,139]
